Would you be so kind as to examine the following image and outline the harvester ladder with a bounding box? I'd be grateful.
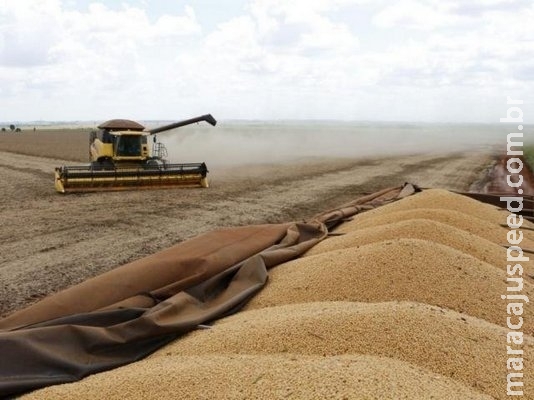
[153,142,168,160]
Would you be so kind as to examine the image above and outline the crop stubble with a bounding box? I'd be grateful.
[1,129,491,317]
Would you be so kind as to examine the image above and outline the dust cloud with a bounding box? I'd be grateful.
[159,121,504,166]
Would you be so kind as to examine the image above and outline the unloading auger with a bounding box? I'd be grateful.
[54,114,217,193]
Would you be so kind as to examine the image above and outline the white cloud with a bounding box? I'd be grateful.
[0,0,533,122]
[0,1,203,119]
[372,0,463,30]
[194,0,362,94]
[249,0,360,55]
[152,6,201,37]
[0,2,201,66]
[0,0,63,66]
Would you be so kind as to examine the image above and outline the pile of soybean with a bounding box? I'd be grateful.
[25,189,534,399]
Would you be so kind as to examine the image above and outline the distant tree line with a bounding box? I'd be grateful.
[1,124,22,132]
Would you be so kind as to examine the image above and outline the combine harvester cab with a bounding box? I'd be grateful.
[55,114,216,193]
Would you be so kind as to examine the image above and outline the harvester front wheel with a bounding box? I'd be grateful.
[144,159,161,169]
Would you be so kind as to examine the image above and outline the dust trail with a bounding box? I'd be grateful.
[158,121,504,166]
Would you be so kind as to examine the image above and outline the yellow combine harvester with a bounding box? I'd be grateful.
[55,114,216,193]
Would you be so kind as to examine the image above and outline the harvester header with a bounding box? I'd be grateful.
[54,114,217,193]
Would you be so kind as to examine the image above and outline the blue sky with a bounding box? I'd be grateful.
[0,0,533,123]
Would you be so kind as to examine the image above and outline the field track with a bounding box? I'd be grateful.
[0,145,491,316]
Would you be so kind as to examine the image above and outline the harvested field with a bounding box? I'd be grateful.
[0,130,492,316]
[3,127,530,399]
[0,129,91,162]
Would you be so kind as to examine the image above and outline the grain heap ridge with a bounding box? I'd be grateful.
[24,189,533,400]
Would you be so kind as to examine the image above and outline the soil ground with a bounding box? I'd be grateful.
[0,149,491,317]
